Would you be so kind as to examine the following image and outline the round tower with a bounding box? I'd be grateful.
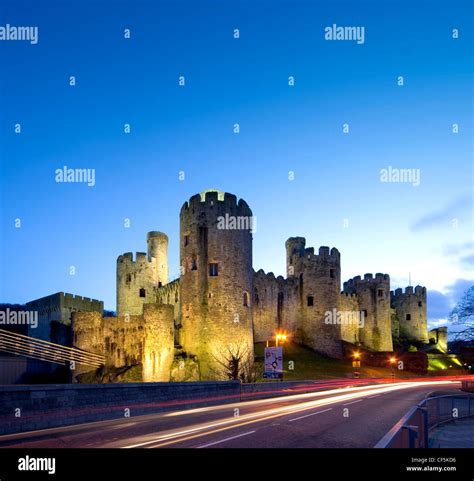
[285,237,306,277]
[391,285,428,344]
[179,189,254,380]
[117,232,169,316]
[147,231,169,286]
[343,273,393,352]
[297,245,343,358]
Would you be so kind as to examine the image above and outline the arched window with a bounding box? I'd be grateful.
[243,292,249,307]
[139,288,146,298]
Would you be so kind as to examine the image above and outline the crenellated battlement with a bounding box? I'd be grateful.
[391,285,426,301]
[343,273,390,293]
[180,189,252,217]
[61,292,102,305]
[117,251,153,266]
[341,292,358,298]
[286,237,340,265]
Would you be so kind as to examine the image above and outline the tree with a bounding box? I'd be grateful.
[449,286,474,341]
[211,340,260,383]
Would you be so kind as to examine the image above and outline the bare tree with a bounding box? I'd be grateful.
[450,286,474,342]
[211,340,259,383]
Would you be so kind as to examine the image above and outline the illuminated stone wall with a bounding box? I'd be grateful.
[116,231,168,316]
[343,274,393,352]
[286,239,344,358]
[72,303,174,381]
[179,190,255,380]
[392,286,429,343]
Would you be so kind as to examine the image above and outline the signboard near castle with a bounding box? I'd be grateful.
[264,347,283,379]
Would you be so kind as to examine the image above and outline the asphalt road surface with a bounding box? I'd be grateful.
[0,380,462,448]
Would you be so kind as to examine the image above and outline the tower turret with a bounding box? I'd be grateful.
[391,285,428,343]
[343,273,393,351]
[116,231,169,316]
[288,239,343,358]
[147,231,169,286]
[179,189,254,379]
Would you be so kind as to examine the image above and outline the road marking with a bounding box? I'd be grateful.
[343,399,363,406]
[288,408,333,422]
[196,430,256,448]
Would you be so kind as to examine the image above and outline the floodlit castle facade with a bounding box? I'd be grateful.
[73,190,430,381]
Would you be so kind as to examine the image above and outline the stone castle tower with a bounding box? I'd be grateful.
[343,274,393,352]
[179,190,254,380]
[391,286,428,344]
[285,238,343,358]
[116,231,168,316]
[72,188,432,382]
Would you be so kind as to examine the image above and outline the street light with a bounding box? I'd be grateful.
[389,356,397,382]
[352,351,361,379]
[275,332,287,347]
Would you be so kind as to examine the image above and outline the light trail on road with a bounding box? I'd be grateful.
[122,380,459,448]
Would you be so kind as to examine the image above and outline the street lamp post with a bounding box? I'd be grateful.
[275,331,287,382]
[352,351,361,379]
[389,356,397,382]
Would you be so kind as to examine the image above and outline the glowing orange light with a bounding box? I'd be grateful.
[353,351,361,359]
[274,331,288,346]
[389,357,397,364]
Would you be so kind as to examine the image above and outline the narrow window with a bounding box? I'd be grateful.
[191,257,197,271]
[158,282,162,288]
[254,289,259,305]
[209,263,218,276]
[330,269,335,279]
[377,289,384,297]
[184,235,189,246]
[139,288,146,298]
[126,274,132,283]
[418,301,422,307]
[406,314,411,320]
[363,309,368,318]
[243,292,249,307]
[307,296,314,307]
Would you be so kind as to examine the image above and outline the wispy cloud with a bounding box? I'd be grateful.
[411,195,471,232]
[427,278,474,329]
[442,241,474,271]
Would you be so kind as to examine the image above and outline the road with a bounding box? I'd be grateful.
[0,379,462,448]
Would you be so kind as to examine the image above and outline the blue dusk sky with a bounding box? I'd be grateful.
[0,0,472,328]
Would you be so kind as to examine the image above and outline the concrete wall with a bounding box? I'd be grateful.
[0,381,241,435]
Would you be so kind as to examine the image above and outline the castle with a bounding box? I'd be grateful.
[72,189,431,381]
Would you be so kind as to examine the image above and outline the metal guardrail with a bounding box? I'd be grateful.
[0,329,104,367]
[375,393,474,448]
